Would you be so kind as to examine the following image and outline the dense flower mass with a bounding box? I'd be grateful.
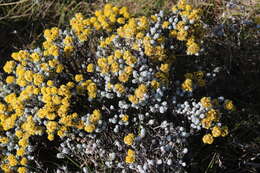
[0,1,235,172]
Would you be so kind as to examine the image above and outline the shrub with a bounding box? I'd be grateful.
[0,1,235,172]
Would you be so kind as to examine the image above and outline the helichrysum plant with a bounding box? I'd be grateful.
[0,1,235,172]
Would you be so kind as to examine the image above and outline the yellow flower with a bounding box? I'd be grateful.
[160,63,170,73]
[186,4,192,11]
[7,154,18,166]
[0,103,6,113]
[30,52,40,62]
[121,114,129,122]
[1,164,11,172]
[128,95,138,104]
[187,42,200,55]
[84,124,95,133]
[63,35,73,45]
[182,79,193,92]
[162,21,170,29]
[172,5,178,13]
[200,97,212,108]
[127,149,135,156]
[87,82,97,99]
[48,59,58,68]
[66,82,75,88]
[112,6,119,13]
[125,155,135,164]
[64,45,74,55]
[177,29,188,41]
[114,50,122,58]
[33,74,44,86]
[16,147,25,156]
[15,130,24,139]
[87,63,94,72]
[193,71,204,79]
[124,66,133,74]
[206,109,219,122]
[188,9,201,21]
[57,126,67,137]
[118,72,129,83]
[124,133,135,145]
[75,74,84,82]
[138,16,148,29]
[125,149,135,163]
[3,60,16,73]
[18,167,27,173]
[6,76,15,84]
[151,80,160,89]
[48,134,54,141]
[224,100,235,111]
[20,157,28,165]
[24,70,34,82]
[107,55,115,65]
[111,62,119,73]
[212,126,222,137]
[49,45,59,56]
[109,15,117,23]
[46,121,58,133]
[134,84,147,99]
[117,17,125,24]
[56,64,64,73]
[201,118,212,129]
[114,83,125,93]
[89,109,102,123]
[18,136,29,147]
[47,80,54,86]
[4,93,16,103]
[202,134,214,144]
[0,137,9,144]
[52,95,61,105]
[151,15,157,21]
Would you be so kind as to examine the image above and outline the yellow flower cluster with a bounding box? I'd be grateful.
[143,36,167,62]
[170,0,202,55]
[3,60,16,73]
[224,100,235,111]
[121,114,129,122]
[200,97,212,108]
[124,133,135,145]
[128,84,148,104]
[117,15,149,40]
[70,13,91,42]
[182,79,193,92]
[70,3,130,42]
[44,27,59,41]
[199,97,232,144]
[125,149,136,164]
[82,109,102,133]
[84,124,96,133]
[43,28,61,57]
[182,71,206,91]
[203,126,229,144]
[63,35,74,55]
[89,109,102,123]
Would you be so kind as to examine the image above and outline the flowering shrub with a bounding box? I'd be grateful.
[0,1,236,172]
